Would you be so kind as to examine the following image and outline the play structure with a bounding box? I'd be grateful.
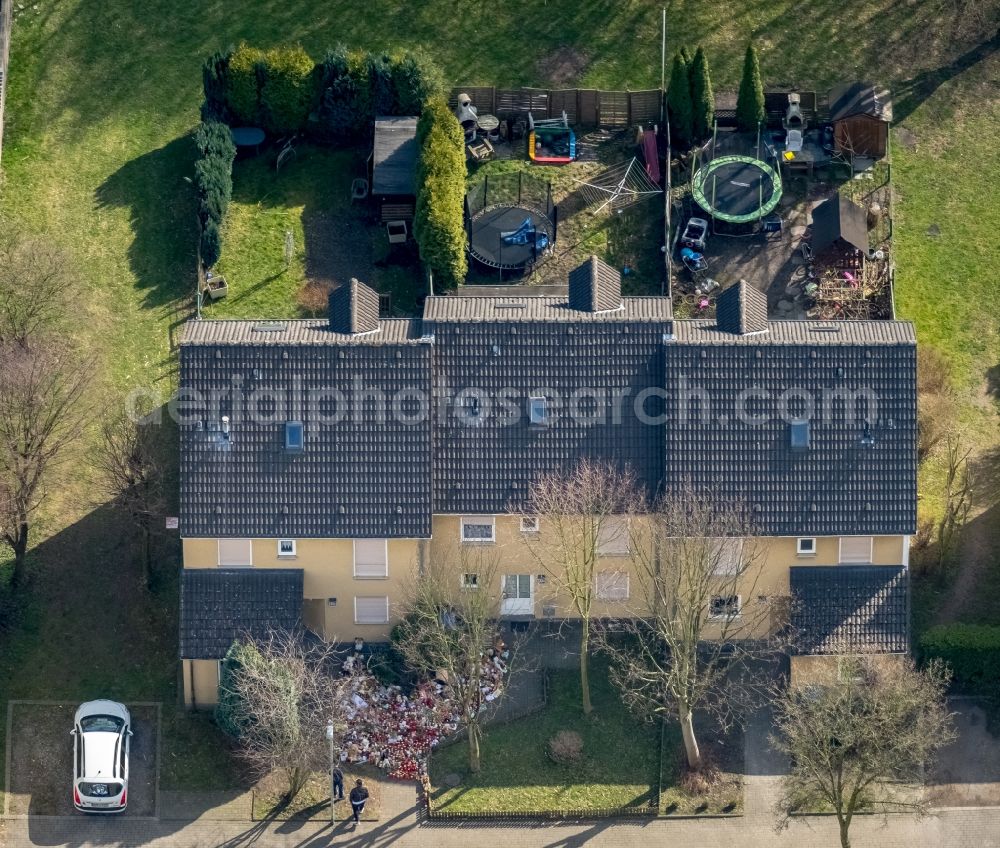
[691,126,783,226]
[527,112,576,164]
[575,157,663,215]
[465,171,557,276]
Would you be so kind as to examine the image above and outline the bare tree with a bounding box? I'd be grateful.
[524,459,645,715]
[770,655,956,848]
[599,486,783,771]
[0,230,71,346]
[94,407,166,589]
[0,343,92,585]
[216,629,350,801]
[936,434,973,569]
[395,544,508,772]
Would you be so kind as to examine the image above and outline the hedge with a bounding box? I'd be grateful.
[920,623,1000,695]
[414,99,467,290]
[206,45,444,144]
[194,120,236,270]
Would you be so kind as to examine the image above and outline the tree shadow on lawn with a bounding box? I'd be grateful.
[94,134,200,311]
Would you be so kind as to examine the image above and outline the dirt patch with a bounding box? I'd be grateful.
[302,206,376,293]
[927,700,1000,807]
[5,702,158,817]
[537,48,590,87]
[896,126,918,151]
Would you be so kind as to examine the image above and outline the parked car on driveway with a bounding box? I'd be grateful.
[72,700,132,813]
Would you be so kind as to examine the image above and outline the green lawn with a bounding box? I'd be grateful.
[0,0,997,808]
[429,661,664,813]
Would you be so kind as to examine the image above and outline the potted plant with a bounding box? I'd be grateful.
[204,271,228,300]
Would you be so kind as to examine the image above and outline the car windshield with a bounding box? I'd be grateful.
[80,715,124,733]
[79,780,123,797]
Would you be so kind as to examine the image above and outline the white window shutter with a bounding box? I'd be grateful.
[354,596,389,624]
[597,517,629,556]
[711,538,744,575]
[354,540,388,577]
[218,539,253,566]
[839,537,873,563]
[596,571,629,601]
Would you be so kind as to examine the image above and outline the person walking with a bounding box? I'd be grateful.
[349,778,369,825]
[332,766,344,801]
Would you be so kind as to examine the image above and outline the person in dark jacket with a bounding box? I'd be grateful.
[349,778,369,824]
[332,766,344,801]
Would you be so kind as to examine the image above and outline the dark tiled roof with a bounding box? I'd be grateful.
[181,318,423,345]
[715,281,768,335]
[430,316,671,514]
[568,256,623,313]
[791,565,908,655]
[179,325,432,538]
[423,296,671,323]
[372,116,418,196]
[329,279,380,335]
[812,196,869,255]
[828,82,893,123]
[664,331,917,535]
[180,568,303,659]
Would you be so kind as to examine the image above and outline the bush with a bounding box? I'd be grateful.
[391,48,445,115]
[313,46,359,143]
[202,49,232,123]
[199,218,223,269]
[414,101,467,290]
[193,120,236,271]
[547,730,584,765]
[920,623,1000,694]
[736,42,765,133]
[260,45,317,134]
[226,43,265,125]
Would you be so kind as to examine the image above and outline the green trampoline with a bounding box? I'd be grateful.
[692,154,782,224]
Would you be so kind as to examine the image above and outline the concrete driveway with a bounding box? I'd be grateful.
[928,698,1000,808]
[3,701,159,818]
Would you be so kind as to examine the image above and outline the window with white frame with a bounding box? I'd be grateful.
[218,539,253,567]
[461,516,496,543]
[839,536,873,564]
[597,517,629,556]
[796,537,817,556]
[353,539,388,578]
[595,570,629,601]
[520,515,539,533]
[711,538,744,574]
[277,539,296,558]
[709,595,742,620]
[461,573,479,589]
[354,595,390,624]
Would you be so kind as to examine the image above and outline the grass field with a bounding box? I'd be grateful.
[0,0,998,809]
[429,661,664,813]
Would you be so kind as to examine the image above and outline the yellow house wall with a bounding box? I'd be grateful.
[183,659,221,709]
[427,517,906,639]
[181,537,422,642]
[790,653,906,688]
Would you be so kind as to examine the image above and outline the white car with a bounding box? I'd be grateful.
[72,700,132,813]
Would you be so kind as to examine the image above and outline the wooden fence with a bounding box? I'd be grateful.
[450,86,663,129]
[0,0,12,165]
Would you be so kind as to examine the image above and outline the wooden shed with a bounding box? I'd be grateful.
[372,116,419,222]
[827,83,892,160]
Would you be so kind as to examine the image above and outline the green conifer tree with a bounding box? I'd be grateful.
[690,46,715,141]
[736,42,765,133]
[666,51,694,149]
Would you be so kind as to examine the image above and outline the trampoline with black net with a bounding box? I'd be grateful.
[691,128,783,226]
[465,172,557,276]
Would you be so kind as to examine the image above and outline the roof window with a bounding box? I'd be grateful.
[790,419,810,450]
[529,396,548,425]
[285,421,304,451]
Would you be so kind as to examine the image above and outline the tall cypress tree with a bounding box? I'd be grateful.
[736,42,765,133]
[690,46,714,141]
[666,51,694,149]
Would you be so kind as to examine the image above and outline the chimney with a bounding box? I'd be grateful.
[568,256,622,313]
[328,278,380,334]
[715,280,768,335]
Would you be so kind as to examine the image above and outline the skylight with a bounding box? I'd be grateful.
[529,396,548,425]
[285,421,304,451]
[790,419,810,450]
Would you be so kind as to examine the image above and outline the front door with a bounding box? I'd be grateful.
[501,574,533,617]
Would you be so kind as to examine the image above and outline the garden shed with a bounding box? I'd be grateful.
[811,195,869,256]
[827,82,892,159]
[372,116,419,222]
